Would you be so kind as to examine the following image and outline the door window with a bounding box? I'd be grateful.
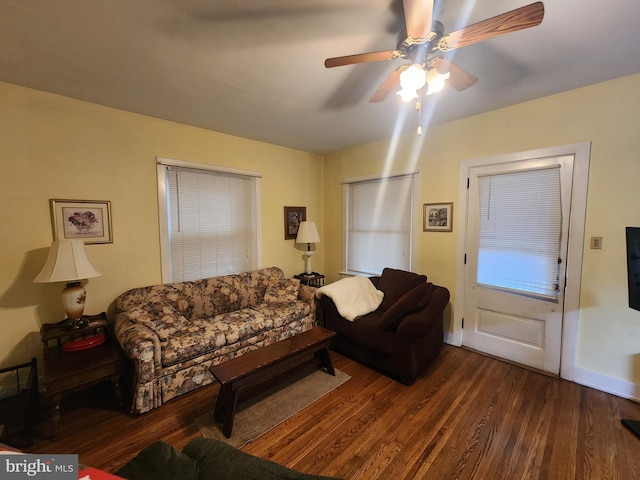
[477,167,562,299]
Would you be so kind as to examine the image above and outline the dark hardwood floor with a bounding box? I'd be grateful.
[24,345,640,479]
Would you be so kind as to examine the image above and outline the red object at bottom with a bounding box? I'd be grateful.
[62,334,106,352]
[78,466,126,479]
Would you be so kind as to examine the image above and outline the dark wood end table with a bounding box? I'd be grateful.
[294,272,325,287]
[41,312,122,439]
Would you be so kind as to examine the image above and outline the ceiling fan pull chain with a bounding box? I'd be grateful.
[416,94,423,135]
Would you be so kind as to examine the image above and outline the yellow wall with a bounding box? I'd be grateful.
[324,73,640,388]
[3,72,640,393]
[0,81,323,367]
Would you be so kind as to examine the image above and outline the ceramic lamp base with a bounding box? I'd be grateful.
[61,282,88,329]
[303,250,315,275]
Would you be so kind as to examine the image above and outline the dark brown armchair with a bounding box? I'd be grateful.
[319,268,450,385]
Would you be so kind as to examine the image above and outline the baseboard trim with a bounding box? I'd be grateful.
[444,333,460,347]
[573,367,640,402]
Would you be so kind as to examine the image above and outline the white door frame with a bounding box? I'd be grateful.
[451,142,591,381]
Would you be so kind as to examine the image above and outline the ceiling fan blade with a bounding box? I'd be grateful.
[430,57,477,91]
[438,2,544,51]
[369,67,405,103]
[403,0,434,40]
[324,50,401,68]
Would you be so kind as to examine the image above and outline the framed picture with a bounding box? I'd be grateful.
[284,206,306,240]
[50,199,113,244]
[423,202,453,232]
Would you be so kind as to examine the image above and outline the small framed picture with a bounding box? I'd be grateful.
[284,206,306,240]
[50,199,113,244]
[423,202,453,232]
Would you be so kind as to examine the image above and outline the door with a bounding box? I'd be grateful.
[463,155,574,373]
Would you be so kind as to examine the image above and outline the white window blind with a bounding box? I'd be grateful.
[477,167,562,298]
[345,174,414,275]
[164,166,257,282]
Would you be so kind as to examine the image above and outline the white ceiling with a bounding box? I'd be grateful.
[1,0,639,155]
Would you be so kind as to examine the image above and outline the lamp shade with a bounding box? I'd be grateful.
[34,240,102,283]
[295,221,320,244]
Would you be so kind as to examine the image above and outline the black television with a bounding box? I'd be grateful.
[622,228,640,439]
[627,227,640,312]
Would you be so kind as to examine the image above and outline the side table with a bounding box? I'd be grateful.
[41,312,122,439]
[294,272,325,288]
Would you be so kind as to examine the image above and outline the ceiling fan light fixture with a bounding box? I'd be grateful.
[325,2,545,108]
[397,64,426,102]
[400,64,426,90]
[398,87,419,102]
[425,69,450,95]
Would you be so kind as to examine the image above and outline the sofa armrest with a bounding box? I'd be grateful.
[298,284,318,312]
[319,294,341,331]
[396,286,450,340]
[114,314,162,384]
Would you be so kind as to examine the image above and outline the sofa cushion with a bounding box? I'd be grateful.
[182,438,341,480]
[126,302,190,341]
[161,320,228,366]
[116,441,199,480]
[213,308,273,344]
[249,267,289,305]
[191,268,288,318]
[335,310,398,355]
[212,302,310,343]
[262,277,300,304]
[252,301,311,327]
[377,268,427,311]
[116,283,195,319]
[160,301,313,366]
[378,283,435,332]
[192,275,249,318]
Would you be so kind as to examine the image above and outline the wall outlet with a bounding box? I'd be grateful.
[591,236,603,249]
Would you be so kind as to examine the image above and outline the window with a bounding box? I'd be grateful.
[477,166,562,298]
[343,173,416,275]
[157,158,261,283]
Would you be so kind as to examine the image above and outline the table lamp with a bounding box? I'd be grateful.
[34,239,102,329]
[295,221,320,275]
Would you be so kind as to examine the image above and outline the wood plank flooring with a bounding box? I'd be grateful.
[25,345,640,479]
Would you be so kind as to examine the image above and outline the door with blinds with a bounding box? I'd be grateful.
[463,155,574,373]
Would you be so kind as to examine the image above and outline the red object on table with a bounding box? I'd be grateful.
[62,334,106,352]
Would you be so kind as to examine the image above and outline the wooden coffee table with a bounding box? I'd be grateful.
[209,326,336,438]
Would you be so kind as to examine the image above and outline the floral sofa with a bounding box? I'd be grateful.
[114,267,317,414]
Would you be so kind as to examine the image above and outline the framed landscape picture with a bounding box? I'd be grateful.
[50,199,113,244]
[284,206,306,240]
[423,202,453,232]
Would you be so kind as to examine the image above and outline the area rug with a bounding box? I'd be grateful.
[195,368,350,448]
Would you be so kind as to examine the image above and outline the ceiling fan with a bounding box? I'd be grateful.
[324,0,545,104]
